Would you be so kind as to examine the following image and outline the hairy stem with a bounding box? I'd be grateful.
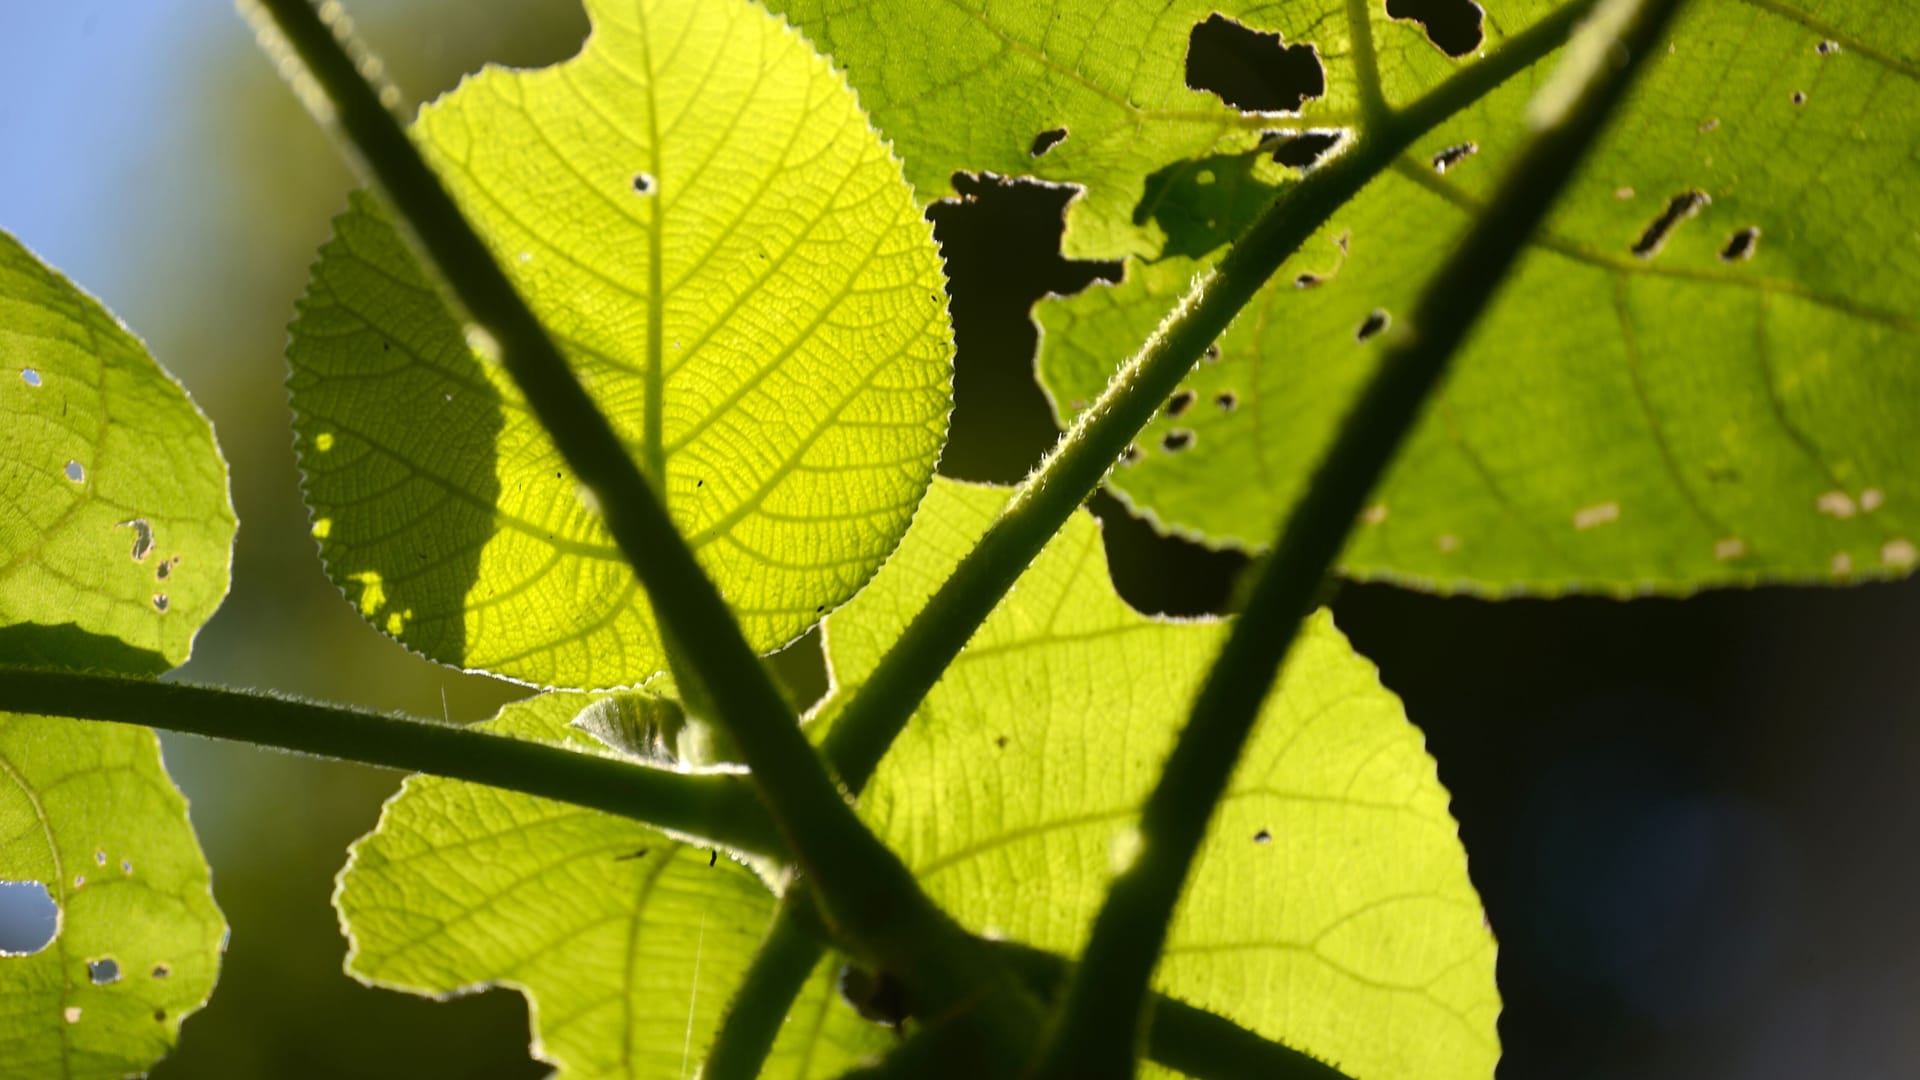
[822,0,1602,794]
[703,897,826,1080]
[1034,1,1689,1073]
[241,0,1043,1057]
[0,668,781,857]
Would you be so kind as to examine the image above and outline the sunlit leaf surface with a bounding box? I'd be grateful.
[289,0,953,689]
[0,230,234,672]
[336,693,887,1078]
[813,479,1499,1079]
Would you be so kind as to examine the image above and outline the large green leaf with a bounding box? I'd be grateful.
[813,479,1498,1079]
[1041,1,1920,593]
[774,0,1920,593]
[289,0,953,690]
[764,0,1505,258]
[0,230,234,672]
[335,692,889,1077]
[0,714,226,1080]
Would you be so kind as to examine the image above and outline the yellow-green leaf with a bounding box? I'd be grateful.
[335,692,888,1077]
[289,0,953,690]
[0,714,226,1080]
[814,479,1499,1079]
[0,230,234,672]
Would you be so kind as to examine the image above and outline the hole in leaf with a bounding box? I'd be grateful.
[1253,829,1273,844]
[152,594,169,613]
[1816,39,1840,55]
[1356,309,1391,341]
[1631,189,1710,259]
[928,172,1122,483]
[1720,226,1760,262]
[1385,0,1485,58]
[0,881,58,956]
[1264,130,1342,169]
[631,172,654,195]
[1166,389,1196,418]
[1215,391,1239,412]
[1119,444,1144,466]
[1792,90,1807,106]
[1295,272,1323,288]
[156,562,170,581]
[64,461,84,483]
[1431,141,1478,174]
[1029,127,1068,157]
[1202,343,1221,363]
[1162,429,1195,453]
[94,851,105,866]
[1185,14,1325,113]
[120,519,155,562]
[88,958,121,985]
[151,963,172,979]
[20,367,41,387]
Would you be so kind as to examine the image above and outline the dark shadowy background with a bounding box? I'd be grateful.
[3,3,1915,1077]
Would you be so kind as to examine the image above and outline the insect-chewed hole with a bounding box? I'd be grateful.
[1720,226,1760,262]
[1202,342,1222,363]
[1120,444,1145,466]
[151,963,172,979]
[1816,39,1841,55]
[20,367,41,387]
[1385,0,1485,58]
[1029,127,1068,158]
[1792,90,1807,106]
[0,880,58,956]
[1162,429,1195,452]
[1215,391,1239,412]
[1166,389,1196,418]
[1185,14,1325,113]
[120,519,155,562]
[88,958,121,985]
[64,460,85,483]
[1265,130,1343,168]
[1356,309,1390,341]
[152,594,169,613]
[1431,142,1478,174]
[631,172,655,195]
[1631,189,1710,259]
[1253,829,1273,844]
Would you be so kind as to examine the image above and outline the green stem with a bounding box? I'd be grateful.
[703,897,826,1080]
[0,667,781,857]
[1034,1,1689,1073]
[1345,0,1393,126]
[821,0,1601,795]
[241,0,1044,1057]
[991,942,1352,1080]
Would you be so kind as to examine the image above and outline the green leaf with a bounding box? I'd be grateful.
[289,0,953,690]
[0,229,235,673]
[0,713,226,1080]
[1032,2,1920,593]
[812,479,1497,1079]
[336,692,890,1078]
[0,231,231,1076]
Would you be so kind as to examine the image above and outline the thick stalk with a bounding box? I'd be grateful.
[822,0,1601,794]
[1033,0,1689,1074]
[702,897,825,1080]
[0,667,780,857]
[240,0,1044,1057]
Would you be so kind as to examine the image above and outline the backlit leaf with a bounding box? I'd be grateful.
[813,479,1499,1079]
[289,0,952,689]
[335,692,888,1077]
